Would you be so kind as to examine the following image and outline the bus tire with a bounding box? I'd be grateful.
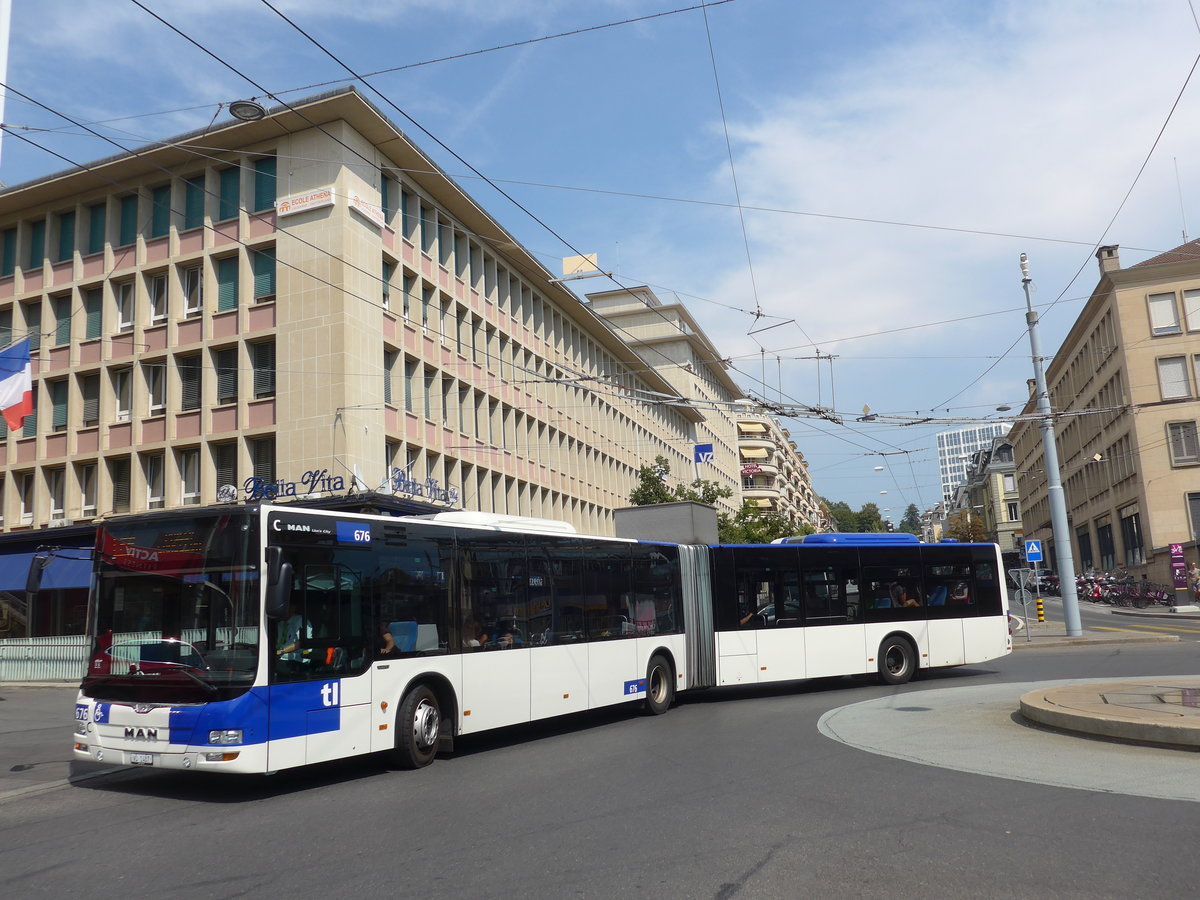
[644,654,674,715]
[392,684,440,769]
[877,636,915,686]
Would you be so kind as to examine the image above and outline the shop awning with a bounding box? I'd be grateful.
[740,447,769,459]
[0,548,93,592]
[738,422,767,433]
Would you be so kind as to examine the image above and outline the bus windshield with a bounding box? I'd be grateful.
[83,510,260,704]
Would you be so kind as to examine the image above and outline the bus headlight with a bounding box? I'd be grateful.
[75,721,88,735]
[208,730,243,745]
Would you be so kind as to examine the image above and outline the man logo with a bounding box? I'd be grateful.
[124,727,159,741]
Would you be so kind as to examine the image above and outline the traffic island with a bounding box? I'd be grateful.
[1019,680,1200,749]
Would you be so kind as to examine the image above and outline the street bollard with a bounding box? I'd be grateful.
[1036,597,1044,622]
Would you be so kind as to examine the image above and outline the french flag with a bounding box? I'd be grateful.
[0,338,33,430]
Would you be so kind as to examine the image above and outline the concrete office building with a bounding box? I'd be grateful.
[0,87,719,637]
[1012,243,1200,579]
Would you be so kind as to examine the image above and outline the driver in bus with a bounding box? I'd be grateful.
[275,600,312,675]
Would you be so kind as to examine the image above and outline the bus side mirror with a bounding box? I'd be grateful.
[265,547,292,620]
[25,554,49,594]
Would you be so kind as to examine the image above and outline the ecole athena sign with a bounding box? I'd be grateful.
[237,467,459,505]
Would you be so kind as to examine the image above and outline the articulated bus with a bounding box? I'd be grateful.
[65,505,1011,774]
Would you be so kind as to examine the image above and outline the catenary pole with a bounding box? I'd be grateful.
[1020,253,1082,636]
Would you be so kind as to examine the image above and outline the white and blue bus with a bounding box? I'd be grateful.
[66,505,1010,774]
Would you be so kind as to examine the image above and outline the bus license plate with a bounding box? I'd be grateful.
[129,752,155,766]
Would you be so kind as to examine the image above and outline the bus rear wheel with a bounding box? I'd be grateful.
[392,684,440,769]
[877,637,915,686]
[644,654,674,715]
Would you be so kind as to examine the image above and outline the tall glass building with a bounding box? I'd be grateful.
[936,423,1011,505]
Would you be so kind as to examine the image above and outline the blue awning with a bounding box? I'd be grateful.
[0,547,93,592]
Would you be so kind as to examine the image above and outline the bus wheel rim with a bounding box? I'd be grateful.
[413,699,439,749]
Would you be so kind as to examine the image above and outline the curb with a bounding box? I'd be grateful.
[1019,682,1200,749]
[1010,634,1179,649]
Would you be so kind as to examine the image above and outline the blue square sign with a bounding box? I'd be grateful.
[1024,540,1043,562]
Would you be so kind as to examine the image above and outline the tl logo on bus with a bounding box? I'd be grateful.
[321,682,340,707]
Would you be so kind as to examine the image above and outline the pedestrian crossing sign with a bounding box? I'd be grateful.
[1024,540,1043,563]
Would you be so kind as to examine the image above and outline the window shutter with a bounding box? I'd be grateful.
[253,157,276,212]
[28,220,45,270]
[219,167,240,221]
[82,375,100,425]
[57,211,75,262]
[85,290,102,340]
[217,256,239,311]
[119,195,138,246]
[184,175,205,229]
[55,296,71,345]
[215,444,237,488]
[252,247,275,300]
[111,458,130,513]
[252,437,275,481]
[180,355,201,410]
[52,381,68,429]
[150,186,170,238]
[88,203,106,255]
[216,348,238,404]
[253,341,275,398]
[1,227,16,276]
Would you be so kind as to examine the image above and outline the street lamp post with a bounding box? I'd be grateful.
[1020,253,1082,636]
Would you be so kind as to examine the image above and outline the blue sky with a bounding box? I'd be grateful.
[5,0,1200,517]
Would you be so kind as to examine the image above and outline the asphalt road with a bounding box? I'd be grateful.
[3,641,1200,899]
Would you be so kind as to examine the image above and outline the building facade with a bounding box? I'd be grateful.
[0,88,719,636]
[734,411,825,530]
[935,422,1012,505]
[954,435,1022,557]
[1011,243,1200,579]
[587,285,743,517]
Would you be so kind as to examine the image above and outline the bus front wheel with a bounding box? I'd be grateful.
[644,654,674,715]
[877,637,915,686]
[392,685,441,769]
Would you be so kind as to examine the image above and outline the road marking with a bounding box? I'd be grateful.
[1091,623,1200,635]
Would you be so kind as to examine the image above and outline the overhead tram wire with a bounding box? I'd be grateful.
[252,0,758,430]
[931,48,1200,412]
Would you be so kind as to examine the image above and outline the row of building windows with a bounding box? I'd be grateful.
[0,246,275,349]
[0,158,276,276]
[1075,506,1145,572]
[1147,288,1200,337]
[0,342,275,441]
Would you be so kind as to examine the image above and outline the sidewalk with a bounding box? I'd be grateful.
[1008,617,1181,649]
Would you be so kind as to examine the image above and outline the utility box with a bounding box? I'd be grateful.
[613,501,719,545]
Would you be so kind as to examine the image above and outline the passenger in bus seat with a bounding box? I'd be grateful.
[890,584,921,608]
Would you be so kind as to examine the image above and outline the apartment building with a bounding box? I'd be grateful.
[955,435,1022,557]
[587,285,744,517]
[734,411,825,530]
[1011,243,1200,579]
[0,87,710,636]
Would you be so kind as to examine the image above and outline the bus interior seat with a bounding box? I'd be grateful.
[929,586,948,607]
[414,623,439,652]
[389,621,418,653]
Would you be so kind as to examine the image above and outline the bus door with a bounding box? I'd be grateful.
[732,547,806,684]
[268,562,373,769]
[923,551,971,667]
[459,534,532,732]
[800,553,868,678]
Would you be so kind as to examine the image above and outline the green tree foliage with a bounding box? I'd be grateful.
[628,455,734,508]
[720,504,811,544]
[899,503,921,535]
[944,510,988,542]
[628,456,805,543]
[820,497,888,533]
